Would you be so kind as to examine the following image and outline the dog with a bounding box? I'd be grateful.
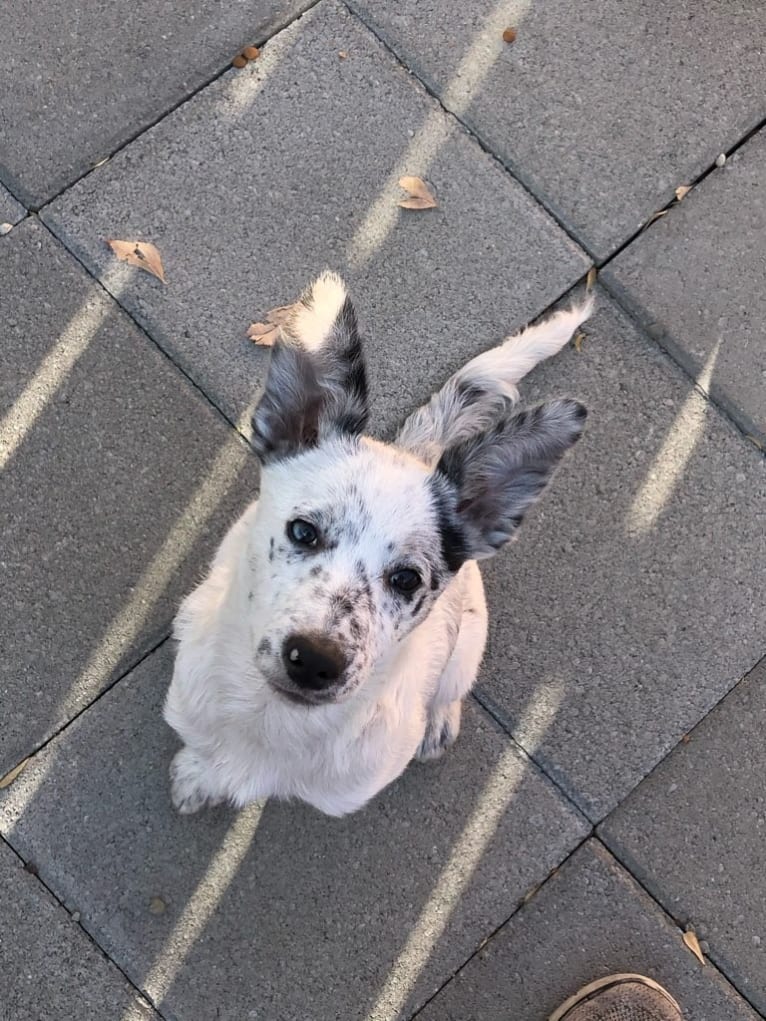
[164,273,591,817]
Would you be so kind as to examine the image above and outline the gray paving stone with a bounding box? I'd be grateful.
[0,219,260,776]
[43,0,589,437]
[0,641,588,1021]
[0,0,314,207]
[417,840,759,1021]
[0,183,25,230]
[476,290,766,821]
[0,838,158,1021]
[601,658,766,1015]
[349,0,766,260]
[604,127,766,446]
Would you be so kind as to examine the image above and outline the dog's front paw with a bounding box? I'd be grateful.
[416,700,462,762]
[170,747,215,814]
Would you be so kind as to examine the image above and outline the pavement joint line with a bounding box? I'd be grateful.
[406,833,594,1021]
[470,687,591,826]
[341,0,600,265]
[593,835,766,1021]
[598,272,766,458]
[26,0,324,216]
[0,632,172,792]
[597,111,766,270]
[0,831,170,1021]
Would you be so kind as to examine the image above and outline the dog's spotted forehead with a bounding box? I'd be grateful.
[265,436,441,558]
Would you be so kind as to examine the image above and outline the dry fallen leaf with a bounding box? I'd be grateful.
[683,929,706,965]
[265,304,294,325]
[243,46,260,60]
[646,209,669,227]
[675,185,692,202]
[0,758,29,789]
[681,733,692,744]
[338,50,349,59]
[745,434,765,451]
[573,329,586,353]
[398,175,438,210]
[107,240,166,283]
[586,266,597,291]
[502,27,517,43]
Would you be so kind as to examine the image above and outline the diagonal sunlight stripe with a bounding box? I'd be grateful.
[347,0,531,269]
[134,805,263,1010]
[56,436,251,722]
[4,436,250,836]
[0,263,135,472]
[367,744,523,1019]
[626,340,721,536]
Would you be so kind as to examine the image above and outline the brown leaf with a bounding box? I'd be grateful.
[683,929,706,965]
[681,733,691,744]
[646,209,669,227]
[573,329,586,353]
[586,266,597,291]
[502,27,517,43]
[247,322,280,346]
[0,758,29,789]
[107,240,166,283]
[398,176,437,209]
[242,46,260,61]
[338,50,349,59]
[675,185,692,202]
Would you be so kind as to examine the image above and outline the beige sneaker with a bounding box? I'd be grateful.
[548,974,682,1021]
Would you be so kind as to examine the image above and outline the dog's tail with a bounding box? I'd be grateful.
[395,298,593,467]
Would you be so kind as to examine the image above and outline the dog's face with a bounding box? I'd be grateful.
[248,273,585,706]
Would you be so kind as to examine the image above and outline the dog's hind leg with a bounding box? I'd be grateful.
[416,563,488,761]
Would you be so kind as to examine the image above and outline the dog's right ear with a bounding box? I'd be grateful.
[251,272,368,463]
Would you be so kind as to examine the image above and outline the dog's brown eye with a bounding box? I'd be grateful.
[389,568,422,594]
[288,519,319,547]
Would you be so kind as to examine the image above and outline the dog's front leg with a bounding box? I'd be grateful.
[416,562,488,762]
[169,746,225,814]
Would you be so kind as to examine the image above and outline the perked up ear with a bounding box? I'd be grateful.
[251,272,368,463]
[431,398,587,566]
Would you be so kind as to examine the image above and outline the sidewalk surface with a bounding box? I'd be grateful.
[1,3,764,1019]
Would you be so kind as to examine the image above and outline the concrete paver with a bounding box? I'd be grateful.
[42,0,589,437]
[0,838,158,1021]
[476,290,766,820]
[417,840,759,1021]
[0,642,588,1021]
[350,0,766,260]
[601,657,766,1015]
[0,0,315,207]
[0,219,260,775]
[604,126,766,445]
[0,183,25,229]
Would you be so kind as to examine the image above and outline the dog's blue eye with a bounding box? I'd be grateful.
[288,519,319,547]
[389,568,422,594]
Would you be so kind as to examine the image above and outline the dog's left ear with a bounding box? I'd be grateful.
[432,398,587,566]
[251,272,368,462]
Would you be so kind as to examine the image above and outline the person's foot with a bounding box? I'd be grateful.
[548,973,682,1021]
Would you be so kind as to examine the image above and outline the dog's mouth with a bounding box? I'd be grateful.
[267,679,338,708]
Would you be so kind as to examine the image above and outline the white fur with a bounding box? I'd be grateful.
[164,288,589,817]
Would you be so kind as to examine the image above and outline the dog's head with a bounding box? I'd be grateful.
[248,273,585,706]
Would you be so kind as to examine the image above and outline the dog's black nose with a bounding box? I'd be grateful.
[282,634,347,691]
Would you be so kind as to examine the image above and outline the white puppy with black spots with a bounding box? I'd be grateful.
[165,273,591,817]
